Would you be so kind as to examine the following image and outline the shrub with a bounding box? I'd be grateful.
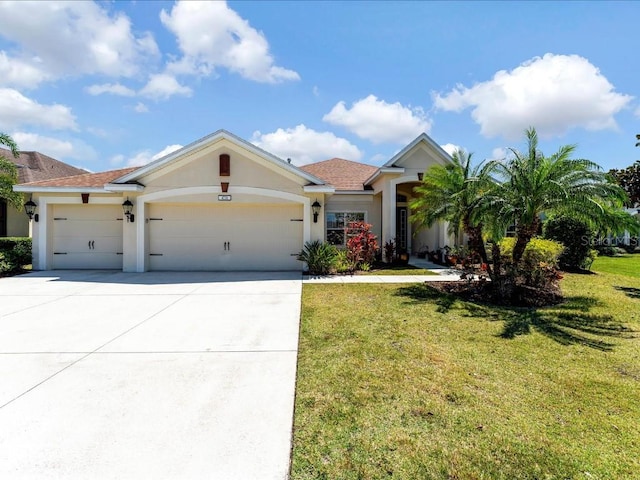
[595,245,627,256]
[0,237,32,271]
[346,222,378,269]
[543,216,594,270]
[499,237,564,288]
[334,249,356,274]
[297,240,337,275]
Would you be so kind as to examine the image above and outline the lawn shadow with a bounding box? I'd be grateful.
[396,285,635,351]
[615,286,640,299]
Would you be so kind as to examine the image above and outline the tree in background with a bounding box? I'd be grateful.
[0,133,23,210]
[608,161,640,207]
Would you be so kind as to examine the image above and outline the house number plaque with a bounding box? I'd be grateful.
[218,195,232,201]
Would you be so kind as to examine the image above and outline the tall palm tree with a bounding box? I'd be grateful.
[0,133,22,209]
[485,127,632,264]
[410,149,491,266]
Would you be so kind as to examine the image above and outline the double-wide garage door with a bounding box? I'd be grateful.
[148,203,303,271]
[51,205,123,269]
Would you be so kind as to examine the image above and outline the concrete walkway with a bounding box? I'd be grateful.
[303,256,461,283]
[0,270,302,480]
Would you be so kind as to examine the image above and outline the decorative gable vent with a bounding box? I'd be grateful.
[219,154,230,176]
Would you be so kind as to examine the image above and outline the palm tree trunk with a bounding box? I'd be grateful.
[512,219,540,264]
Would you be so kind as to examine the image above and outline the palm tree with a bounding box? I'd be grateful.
[485,127,632,265]
[410,148,491,267]
[0,133,22,209]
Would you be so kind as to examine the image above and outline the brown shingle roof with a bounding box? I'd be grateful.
[19,167,140,188]
[300,158,378,191]
[0,148,87,183]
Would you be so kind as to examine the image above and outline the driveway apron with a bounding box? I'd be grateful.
[0,270,302,480]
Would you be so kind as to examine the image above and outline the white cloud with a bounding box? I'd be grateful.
[134,102,149,113]
[434,53,633,140]
[109,154,125,167]
[126,144,183,167]
[0,1,159,86]
[11,132,97,162]
[86,83,136,97]
[312,86,320,97]
[323,95,431,144]
[635,106,640,118]
[140,73,192,100]
[251,124,363,165]
[369,153,388,165]
[0,88,77,130]
[440,143,462,156]
[160,1,299,84]
[0,51,50,89]
[491,147,507,160]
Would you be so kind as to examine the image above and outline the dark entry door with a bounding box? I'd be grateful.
[396,206,407,251]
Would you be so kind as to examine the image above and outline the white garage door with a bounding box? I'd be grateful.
[148,203,303,271]
[51,205,123,269]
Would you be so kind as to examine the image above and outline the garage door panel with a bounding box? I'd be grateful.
[51,205,123,270]
[148,203,302,271]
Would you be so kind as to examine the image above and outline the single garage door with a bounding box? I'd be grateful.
[51,204,123,269]
[148,203,303,271]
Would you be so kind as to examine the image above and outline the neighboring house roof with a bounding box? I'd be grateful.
[0,147,87,183]
[300,158,378,191]
[17,167,139,189]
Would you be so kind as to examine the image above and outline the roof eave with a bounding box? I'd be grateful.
[303,185,335,193]
[104,183,145,192]
[364,167,405,185]
[13,186,110,194]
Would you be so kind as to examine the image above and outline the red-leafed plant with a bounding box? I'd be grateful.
[346,221,378,269]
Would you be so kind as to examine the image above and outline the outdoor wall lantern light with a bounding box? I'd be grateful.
[417,172,424,181]
[24,198,38,222]
[312,199,322,223]
[122,198,135,223]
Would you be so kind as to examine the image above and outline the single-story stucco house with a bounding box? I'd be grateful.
[14,129,453,272]
[1,148,86,237]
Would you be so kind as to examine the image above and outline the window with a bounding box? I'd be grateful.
[326,212,365,246]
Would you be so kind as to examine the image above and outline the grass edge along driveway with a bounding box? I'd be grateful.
[291,259,640,479]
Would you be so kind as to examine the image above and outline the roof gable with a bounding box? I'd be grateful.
[112,129,325,186]
[384,132,452,168]
[300,158,378,191]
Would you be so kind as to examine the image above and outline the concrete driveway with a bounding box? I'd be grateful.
[0,270,302,480]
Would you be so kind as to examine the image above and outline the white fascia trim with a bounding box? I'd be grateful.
[14,186,109,193]
[364,167,405,185]
[114,129,326,186]
[383,132,453,167]
[104,183,145,192]
[303,185,335,193]
[332,190,376,195]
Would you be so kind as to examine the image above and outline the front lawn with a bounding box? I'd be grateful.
[593,253,640,279]
[292,266,640,478]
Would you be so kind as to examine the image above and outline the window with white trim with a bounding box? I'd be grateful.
[326,212,366,246]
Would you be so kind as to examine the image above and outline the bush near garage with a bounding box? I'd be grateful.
[0,237,32,273]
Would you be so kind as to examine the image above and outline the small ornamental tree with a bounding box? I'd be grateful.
[346,222,378,269]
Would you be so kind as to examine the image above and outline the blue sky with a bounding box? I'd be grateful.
[0,1,638,174]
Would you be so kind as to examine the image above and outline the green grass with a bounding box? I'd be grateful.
[592,253,640,278]
[362,264,438,276]
[292,260,640,479]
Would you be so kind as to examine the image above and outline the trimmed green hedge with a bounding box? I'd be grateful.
[0,237,32,272]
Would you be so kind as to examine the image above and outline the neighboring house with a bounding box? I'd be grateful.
[1,148,87,237]
[14,129,453,272]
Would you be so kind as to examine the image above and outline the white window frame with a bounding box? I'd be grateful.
[325,211,367,247]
